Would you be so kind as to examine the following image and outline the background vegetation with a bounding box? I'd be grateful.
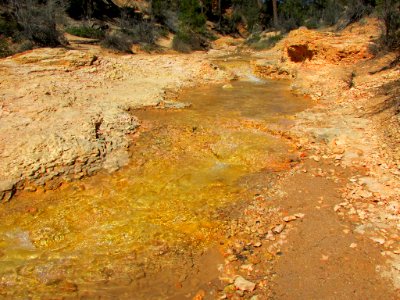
[0,0,398,56]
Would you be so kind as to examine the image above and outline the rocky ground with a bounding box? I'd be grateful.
[0,46,230,201]
[203,18,400,299]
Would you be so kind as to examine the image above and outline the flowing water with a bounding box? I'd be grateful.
[0,63,310,298]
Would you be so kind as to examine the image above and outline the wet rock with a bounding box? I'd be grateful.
[294,213,305,219]
[103,150,130,173]
[240,264,254,272]
[272,224,285,234]
[222,84,234,89]
[371,237,386,245]
[234,276,256,292]
[0,179,16,202]
[358,177,386,194]
[283,215,297,222]
[60,281,78,293]
[311,155,320,162]
[158,101,191,109]
[266,230,276,240]
[312,128,341,143]
[356,189,373,199]
[321,254,329,261]
[226,255,238,262]
[193,289,206,300]
[252,59,293,80]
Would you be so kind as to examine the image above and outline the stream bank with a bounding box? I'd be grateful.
[0,49,231,201]
[249,18,400,297]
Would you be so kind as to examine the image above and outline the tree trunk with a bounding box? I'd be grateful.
[272,0,278,27]
[218,0,221,29]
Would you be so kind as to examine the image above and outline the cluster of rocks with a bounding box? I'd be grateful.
[214,193,305,299]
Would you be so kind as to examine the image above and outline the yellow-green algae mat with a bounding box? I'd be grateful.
[0,80,309,298]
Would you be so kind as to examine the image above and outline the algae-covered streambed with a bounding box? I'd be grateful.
[0,76,309,298]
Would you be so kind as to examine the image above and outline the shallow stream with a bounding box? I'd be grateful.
[0,62,309,298]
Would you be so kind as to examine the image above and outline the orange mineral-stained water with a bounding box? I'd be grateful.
[0,77,309,298]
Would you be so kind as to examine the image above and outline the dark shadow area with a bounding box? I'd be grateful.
[370,78,400,116]
[287,45,315,62]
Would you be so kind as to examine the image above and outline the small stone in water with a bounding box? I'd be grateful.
[370,237,385,245]
[234,276,256,292]
[222,84,234,89]
[312,156,321,162]
[283,215,297,222]
[193,289,206,300]
[321,254,329,261]
[240,264,254,272]
[294,213,305,219]
[226,255,238,262]
[273,224,285,234]
[266,230,275,240]
[254,242,262,247]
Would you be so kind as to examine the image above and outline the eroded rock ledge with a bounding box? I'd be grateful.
[0,48,230,200]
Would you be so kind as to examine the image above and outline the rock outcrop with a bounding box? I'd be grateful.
[0,48,230,200]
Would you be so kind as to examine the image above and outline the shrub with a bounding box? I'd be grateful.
[219,11,242,35]
[140,43,160,53]
[66,0,120,20]
[278,17,299,33]
[266,34,284,45]
[172,30,205,53]
[246,32,261,44]
[304,17,319,29]
[248,33,284,50]
[151,0,178,25]
[66,26,105,39]
[0,36,12,57]
[377,0,400,49]
[11,0,64,46]
[122,21,158,45]
[337,0,374,30]
[0,13,19,37]
[118,7,162,45]
[279,0,307,30]
[178,0,206,33]
[321,1,344,26]
[100,31,133,53]
[16,40,34,52]
[228,0,266,32]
